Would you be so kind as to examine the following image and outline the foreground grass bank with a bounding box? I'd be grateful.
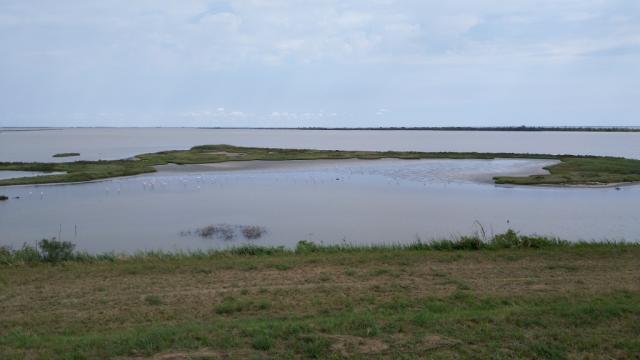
[1,144,640,186]
[1,235,640,359]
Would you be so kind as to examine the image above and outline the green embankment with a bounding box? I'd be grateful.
[1,235,639,359]
[1,144,639,186]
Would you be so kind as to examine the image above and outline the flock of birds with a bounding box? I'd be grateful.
[7,163,484,202]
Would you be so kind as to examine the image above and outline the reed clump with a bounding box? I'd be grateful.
[0,230,631,266]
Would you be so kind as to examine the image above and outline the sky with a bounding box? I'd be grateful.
[0,0,639,128]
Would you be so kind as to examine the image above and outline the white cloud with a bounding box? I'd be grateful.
[432,14,482,36]
[180,108,251,119]
[1,0,639,127]
[3,0,637,68]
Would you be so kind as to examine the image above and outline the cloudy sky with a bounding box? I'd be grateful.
[1,0,638,127]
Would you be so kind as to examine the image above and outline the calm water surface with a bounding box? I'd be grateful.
[1,128,639,162]
[1,158,638,253]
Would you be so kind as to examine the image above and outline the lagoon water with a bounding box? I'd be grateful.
[1,157,639,253]
[1,128,639,252]
[1,128,640,162]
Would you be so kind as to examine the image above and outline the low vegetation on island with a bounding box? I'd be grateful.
[52,152,80,158]
[0,144,639,186]
[1,232,639,359]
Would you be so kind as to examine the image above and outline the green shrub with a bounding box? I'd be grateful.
[491,229,521,248]
[13,244,41,263]
[38,238,75,263]
[490,229,567,249]
[0,246,12,264]
[296,240,321,254]
[519,235,562,248]
[454,236,484,250]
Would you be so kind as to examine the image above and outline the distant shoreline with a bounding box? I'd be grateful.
[202,126,640,132]
[1,126,639,132]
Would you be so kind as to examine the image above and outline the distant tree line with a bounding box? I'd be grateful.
[296,126,640,132]
[198,126,640,132]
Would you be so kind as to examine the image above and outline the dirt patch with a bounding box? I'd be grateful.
[419,335,460,351]
[329,335,389,356]
[122,348,242,359]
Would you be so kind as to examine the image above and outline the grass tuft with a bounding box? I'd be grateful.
[144,295,163,306]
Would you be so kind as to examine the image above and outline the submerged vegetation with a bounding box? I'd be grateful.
[180,224,268,241]
[1,232,639,358]
[1,144,640,186]
[52,152,80,158]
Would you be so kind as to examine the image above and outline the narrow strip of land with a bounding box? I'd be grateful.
[1,144,640,186]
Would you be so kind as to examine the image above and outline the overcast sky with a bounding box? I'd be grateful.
[1,0,639,127]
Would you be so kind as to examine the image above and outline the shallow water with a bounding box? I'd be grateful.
[1,128,639,162]
[1,158,638,253]
[0,171,65,180]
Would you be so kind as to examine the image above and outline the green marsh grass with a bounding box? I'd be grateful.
[1,144,639,186]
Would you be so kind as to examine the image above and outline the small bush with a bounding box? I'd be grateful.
[0,246,12,265]
[491,229,521,248]
[520,235,567,248]
[38,238,75,263]
[455,236,484,250]
[490,229,566,249]
[13,244,41,263]
[296,240,321,254]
